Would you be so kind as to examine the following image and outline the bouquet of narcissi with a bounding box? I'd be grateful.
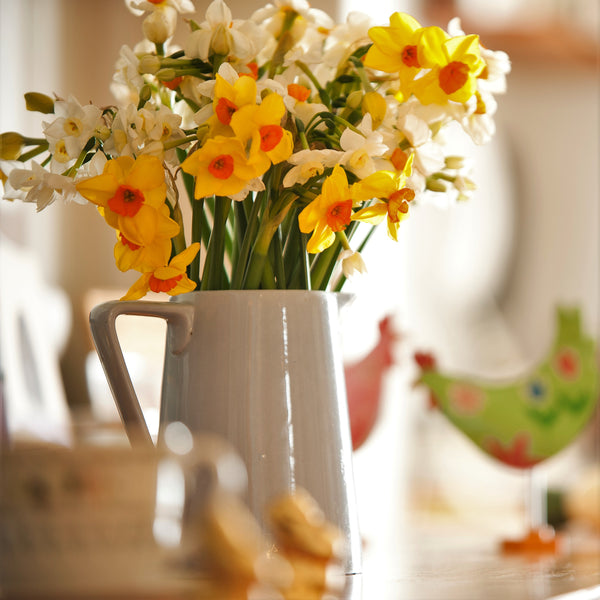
[0,0,509,300]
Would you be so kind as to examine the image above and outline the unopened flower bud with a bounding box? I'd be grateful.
[340,249,367,278]
[139,54,162,75]
[362,91,386,129]
[426,178,447,193]
[211,23,231,56]
[445,155,465,170]
[346,90,363,110]
[143,5,177,44]
[156,68,177,82]
[0,132,24,159]
[24,92,55,114]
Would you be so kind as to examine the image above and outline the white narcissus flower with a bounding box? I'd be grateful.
[339,114,388,179]
[143,5,178,44]
[340,249,367,278]
[396,113,445,177]
[323,11,372,68]
[42,96,103,172]
[282,149,343,187]
[184,0,266,64]
[125,0,195,16]
[111,45,145,106]
[6,161,76,211]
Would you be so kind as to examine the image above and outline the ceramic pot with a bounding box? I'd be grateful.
[89,290,361,574]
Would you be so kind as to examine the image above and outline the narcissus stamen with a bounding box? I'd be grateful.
[108,185,145,217]
[208,154,234,179]
[260,125,284,152]
[326,199,352,231]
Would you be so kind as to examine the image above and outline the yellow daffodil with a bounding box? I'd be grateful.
[364,12,423,99]
[298,165,358,253]
[209,73,258,136]
[412,29,485,104]
[230,92,294,166]
[181,135,265,199]
[121,242,200,300]
[76,155,168,239]
[114,204,180,272]
[352,155,415,241]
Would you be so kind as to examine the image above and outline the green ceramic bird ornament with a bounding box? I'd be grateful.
[414,307,599,469]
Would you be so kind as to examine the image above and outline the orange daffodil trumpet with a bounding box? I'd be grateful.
[2,0,508,296]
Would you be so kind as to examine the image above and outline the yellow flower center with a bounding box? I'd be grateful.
[54,140,71,163]
[64,117,82,136]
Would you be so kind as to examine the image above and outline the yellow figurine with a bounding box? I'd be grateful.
[267,488,345,600]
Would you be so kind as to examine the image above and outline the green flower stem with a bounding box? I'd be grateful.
[17,143,49,163]
[170,200,187,256]
[201,195,231,290]
[190,197,204,287]
[243,221,277,289]
[270,228,286,289]
[230,192,263,289]
[163,134,198,151]
[261,259,277,289]
[22,136,46,146]
[310,238,341,290]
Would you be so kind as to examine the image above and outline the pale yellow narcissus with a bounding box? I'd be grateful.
[121,242,201,300]
[75,155,170,246]
[412,28,485,104]
[230,92,294,166]
[351,154,415,241]
[299,165,360,254]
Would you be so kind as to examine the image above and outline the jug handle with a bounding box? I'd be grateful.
[89,301,194,448]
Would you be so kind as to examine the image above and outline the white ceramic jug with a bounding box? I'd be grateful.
[89,290,361,574]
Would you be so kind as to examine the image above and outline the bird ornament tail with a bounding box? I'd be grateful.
[414,307,599,469]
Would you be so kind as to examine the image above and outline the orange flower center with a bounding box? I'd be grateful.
[287,83,311,102]
[164,76,184,90]
[390,148,409,171]
[326,199,352,232]
[260,125,284,152]
[149,273,183,293]
[108,185,145,217]
[388,188,415,222]
[439,61,469,95]
[245,62,259,79]
[215,97,238,125]
[401,45,420,68]
[119,232,141,251]
[208,154,235,179]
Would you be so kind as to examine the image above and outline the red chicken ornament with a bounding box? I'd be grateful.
[344,316,398,450]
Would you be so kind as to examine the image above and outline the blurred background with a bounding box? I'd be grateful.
[0,0,598,569]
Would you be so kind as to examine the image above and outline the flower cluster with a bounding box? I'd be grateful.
[0,0,509,300]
